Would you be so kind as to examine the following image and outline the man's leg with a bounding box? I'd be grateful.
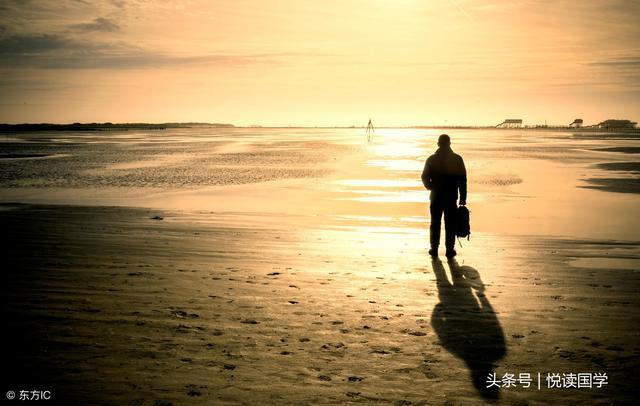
[430,199,444,253]
[443,200,458,254]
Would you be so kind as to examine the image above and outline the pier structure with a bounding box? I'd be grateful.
[496,119,523,128]
[570,118,583,128]
[596,119,637,129]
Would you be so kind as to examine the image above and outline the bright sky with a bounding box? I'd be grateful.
[0,0,638,126]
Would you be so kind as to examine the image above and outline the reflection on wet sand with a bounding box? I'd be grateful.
[2,128,639,404]
[431,258,506,399]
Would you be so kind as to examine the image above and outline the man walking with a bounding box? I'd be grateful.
[421,134,467,257]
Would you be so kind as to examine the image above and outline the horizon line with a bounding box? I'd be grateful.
[1,118,638,128]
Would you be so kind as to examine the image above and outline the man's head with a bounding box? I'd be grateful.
[438,134,451,148]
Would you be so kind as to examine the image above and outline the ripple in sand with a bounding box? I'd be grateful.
[569,257,640,270]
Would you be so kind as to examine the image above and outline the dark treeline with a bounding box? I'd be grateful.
[0,122,235,132]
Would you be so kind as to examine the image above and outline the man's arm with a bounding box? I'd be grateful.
[421,158,432,190]
[458,157,467,205]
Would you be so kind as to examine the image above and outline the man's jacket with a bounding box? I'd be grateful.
[421,146,467,203]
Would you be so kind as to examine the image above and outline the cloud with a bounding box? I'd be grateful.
[110,0,126,9]
[25,53,281,70]
[587,55,640,80]
[0,31,284,69]
[70,17,120,32]
[589,56,640,69]
[0,33,88,54]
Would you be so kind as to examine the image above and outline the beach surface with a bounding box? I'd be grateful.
[1,128,639,404]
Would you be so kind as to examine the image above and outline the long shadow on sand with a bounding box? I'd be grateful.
[431,258,507,400]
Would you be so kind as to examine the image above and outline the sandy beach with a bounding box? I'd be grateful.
[1,128,640,404]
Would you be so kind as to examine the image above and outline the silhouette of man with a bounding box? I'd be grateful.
[421,134,467,257]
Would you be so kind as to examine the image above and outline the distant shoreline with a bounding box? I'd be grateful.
[0,122,235,132]
[0,122,638,133]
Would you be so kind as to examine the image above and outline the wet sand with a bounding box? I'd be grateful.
[1,128,639,404]
[2,204,639,405]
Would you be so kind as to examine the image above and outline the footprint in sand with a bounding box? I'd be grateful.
[185,385,202,397]
[169,309,199,318]
[241,319,259,324]
[321,343,345,350]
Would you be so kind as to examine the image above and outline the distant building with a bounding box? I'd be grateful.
[596,119,637,129]
[496,119,523,128]
[570,118,583,128]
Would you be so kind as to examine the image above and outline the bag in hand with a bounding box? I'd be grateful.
[455,205,471,240]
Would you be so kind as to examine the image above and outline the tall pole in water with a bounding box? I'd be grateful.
[366,118,375,142]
